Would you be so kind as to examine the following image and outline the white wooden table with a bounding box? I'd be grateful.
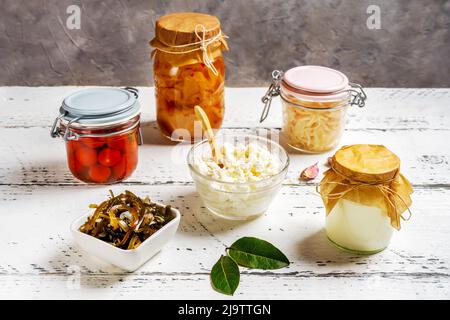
[0,87,449,299]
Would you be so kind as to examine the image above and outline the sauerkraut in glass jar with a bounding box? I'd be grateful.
[150,12,228,142]
[260,66,366,153]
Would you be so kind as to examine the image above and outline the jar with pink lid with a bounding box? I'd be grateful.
[260,66,367,153]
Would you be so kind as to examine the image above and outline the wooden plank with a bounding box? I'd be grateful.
[1,273,448,299]
[0,126,449,186]
[0,184,448,299]
[1,87,449,130]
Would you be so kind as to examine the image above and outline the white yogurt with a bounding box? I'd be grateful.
[326,199,394,253]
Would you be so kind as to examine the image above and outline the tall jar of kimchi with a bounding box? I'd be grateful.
[150,12,228,142]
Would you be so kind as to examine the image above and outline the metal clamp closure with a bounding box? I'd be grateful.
[260,70,283,123]
[348,83,367,108]
[50,114,64,138]
[124,87,139,98]
[63,117,82,141]
[50,113,141,142]
[50,113,82,141]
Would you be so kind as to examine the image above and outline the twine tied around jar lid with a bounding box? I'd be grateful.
[150,12,228,76]
[317,144,414,230]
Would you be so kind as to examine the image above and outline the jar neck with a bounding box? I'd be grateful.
[59,115,140,140]
[281,80,351,105]
[280,91,351,110]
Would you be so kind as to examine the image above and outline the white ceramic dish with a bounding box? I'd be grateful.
[70,204,181,272]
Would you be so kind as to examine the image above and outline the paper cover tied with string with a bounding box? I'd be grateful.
[150,12,228,70]
[319,144,413,230]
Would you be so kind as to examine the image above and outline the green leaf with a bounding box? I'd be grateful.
[227,237,290,270]
[210,255,240,295]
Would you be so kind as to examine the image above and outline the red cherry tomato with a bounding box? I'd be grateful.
[125,141,138,155]
[81,137,105,149]
[88,165,111,183]
[112,158,126,179]
[107,138,125,151]
[125,152,138,173]
[67,140,82,153]
[67,153,85,176]
[124,133,138,154]
[98,148,122,167]
[75,147,98,166]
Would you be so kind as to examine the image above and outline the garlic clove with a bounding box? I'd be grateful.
[300,162,319,181]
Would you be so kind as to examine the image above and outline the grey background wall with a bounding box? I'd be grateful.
[1,0,449,87]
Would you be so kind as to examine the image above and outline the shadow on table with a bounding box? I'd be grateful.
[173,191,255,236]
[44,241,131,289]
[140,121,179,146]
[296,229,370,266]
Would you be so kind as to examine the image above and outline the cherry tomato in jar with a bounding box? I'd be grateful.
[67,152,86,177]
[67,140,82,153]
[125,152,138,173]
[88,165,111,183]
[98,148,122,167]
[75,147,98,166]
[124,133,139,154]
[107,138,126,151]
[81,137,105,149]
[125,141,138,155]
[112,157,126,179]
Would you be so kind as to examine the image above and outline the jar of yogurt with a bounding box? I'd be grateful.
[319,144,413,254]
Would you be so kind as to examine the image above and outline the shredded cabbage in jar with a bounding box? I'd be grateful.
[282,98,348,153]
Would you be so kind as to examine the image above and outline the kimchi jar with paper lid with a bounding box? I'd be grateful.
[260,66,367,153]
[150,12,228,142]
[51,87,141,184]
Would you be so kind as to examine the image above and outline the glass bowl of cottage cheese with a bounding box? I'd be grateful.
[187,133,289,220]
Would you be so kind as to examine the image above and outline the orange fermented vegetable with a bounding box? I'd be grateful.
[150,12,228,141]
[154,56,225,139]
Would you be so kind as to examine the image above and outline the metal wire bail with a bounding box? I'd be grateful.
[50,112,81,141]
[50,114,64,138]
[123,87,139,98]
[260,70,283,123]
[349,83,367,108]
[63,117,81,141]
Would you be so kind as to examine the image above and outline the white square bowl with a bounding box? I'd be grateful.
[70,204,181,272]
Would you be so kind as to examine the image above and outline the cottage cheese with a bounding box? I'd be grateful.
[191,142,285,220]
[194,142,281,183]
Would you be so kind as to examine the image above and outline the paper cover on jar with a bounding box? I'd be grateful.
[149,12,228,68]
[318,144,413,230]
